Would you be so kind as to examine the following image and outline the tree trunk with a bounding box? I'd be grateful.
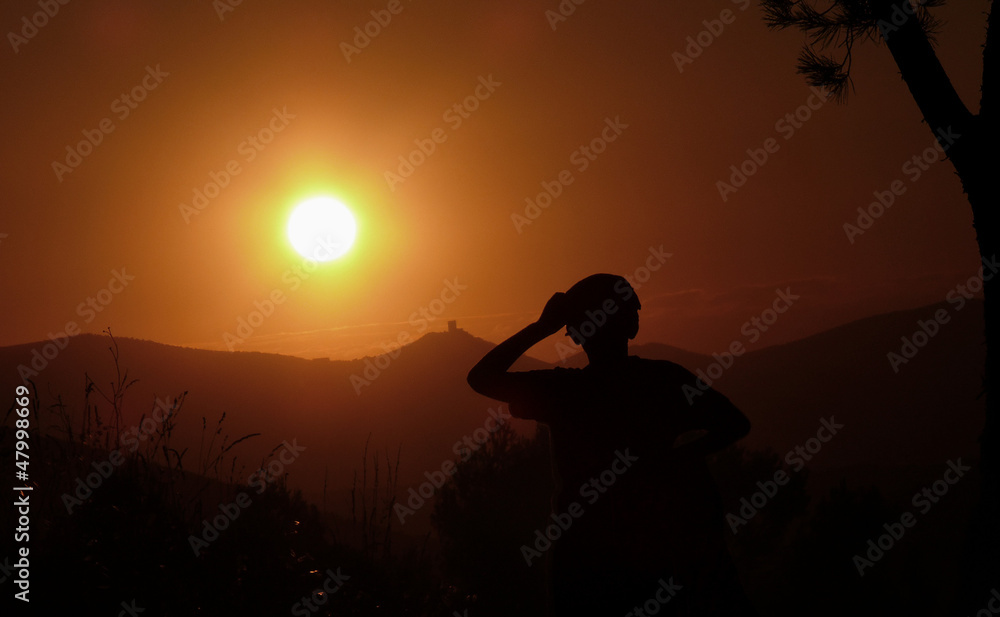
[871,0,999,610]
[954,135,1000,614]
[972,1,1000,607]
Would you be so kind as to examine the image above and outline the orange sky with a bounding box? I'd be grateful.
[0,0,989,364]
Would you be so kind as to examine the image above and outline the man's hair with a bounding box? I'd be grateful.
[563,273,641,342]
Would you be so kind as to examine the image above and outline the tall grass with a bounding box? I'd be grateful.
[1,330,451,616]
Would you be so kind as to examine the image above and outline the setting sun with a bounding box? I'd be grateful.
[287,196,357,262]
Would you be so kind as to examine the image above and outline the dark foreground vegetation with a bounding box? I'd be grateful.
[0,335,979,616]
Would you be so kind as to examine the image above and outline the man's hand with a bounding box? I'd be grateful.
[536,292,570,336]
[468,291,572,400]
[671,386,751,461]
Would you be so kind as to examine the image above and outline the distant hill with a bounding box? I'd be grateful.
[0,328,546,532]
[1,301,985,530]
[609,301,986,498]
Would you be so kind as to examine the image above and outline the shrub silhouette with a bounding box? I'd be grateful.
[3,332,450,616]
[432,422,554,617]
[708,445,809,610]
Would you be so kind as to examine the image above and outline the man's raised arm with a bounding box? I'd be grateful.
[467,292,568,401]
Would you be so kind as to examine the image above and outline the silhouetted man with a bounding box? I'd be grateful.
[468,274,757,616]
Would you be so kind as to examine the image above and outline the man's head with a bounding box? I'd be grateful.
[563,274,641,358]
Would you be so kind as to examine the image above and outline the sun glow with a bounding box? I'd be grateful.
[286,196,357,262]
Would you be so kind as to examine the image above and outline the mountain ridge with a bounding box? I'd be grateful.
[1,300,985,531]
